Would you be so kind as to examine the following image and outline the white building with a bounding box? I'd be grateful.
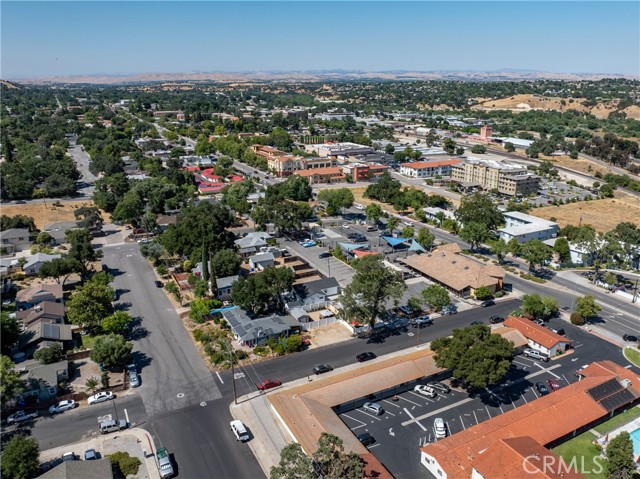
[306,142,374,158]
[498,211,558,243]
[423,207,456,222]
[399,159,461,178]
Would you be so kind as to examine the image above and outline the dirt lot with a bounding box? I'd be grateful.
[1,200,108,230]
[539,154,611,177]
[530,193,640,232]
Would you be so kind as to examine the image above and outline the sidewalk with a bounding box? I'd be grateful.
[40,428,161,479]
[557,270,640,307]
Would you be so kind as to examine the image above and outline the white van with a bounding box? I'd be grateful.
[434,418,447,439]
[230,420,250,442]
[99,419,128,434]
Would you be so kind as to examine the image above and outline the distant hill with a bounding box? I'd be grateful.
[0,80,20,89]
[6,69,638,85]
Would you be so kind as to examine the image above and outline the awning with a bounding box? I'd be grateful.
[381,236,410,247]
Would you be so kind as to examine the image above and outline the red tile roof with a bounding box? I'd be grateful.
[353,249,379,258]
[294,167,344,177]
[504,316,572,349]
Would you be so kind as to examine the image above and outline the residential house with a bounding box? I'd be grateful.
[156,215,179,232]
[39,458,114,479]
[221,308,301,347]
[399,159,461,178]
[249,252,275,271]
[22,253,62,275]
[422,207,456,223]
[399,243,505,297]
[44,221,79,245]
[235,232,272,256]
[216,275,239,300]
[19,322,74,356]
[420,360,640,479]
[498,211,558,244]
[286,277,341,313]
[504,316,572,357]
[0,228,32,254]
[16,301,65,328]
[16,284,64,309]
[21,359,70,401]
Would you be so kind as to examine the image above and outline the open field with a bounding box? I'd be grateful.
[539,154,612,177]
[1,200,108,230]
[530,194,640,232]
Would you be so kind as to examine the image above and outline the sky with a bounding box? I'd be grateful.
[1,1,638,78]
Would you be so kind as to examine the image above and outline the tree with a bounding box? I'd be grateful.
[365,203,383,224]
[471,144,487,154]
[575,295,601,321]
[416,228,435,251]
[38,256,78,285]
[421,284,451,312]
[605,431,635,479]
[504,142,516,152]
[431,325,513,388]
[488,239,509,263]
[339,255,406,327]
[65,228,102,280]
[211,249,241,278]
[313,433,364,479]
[140,211,158,236]
[34,343,64,364]
[385,143,395,155]
[263,266,295,312]
[507,237,521,256]
[85,376,100,393]
[101,311,134,335]
[90,334,133,371]
[522,294,558,320]
[520,239,552,271]
[434,211,446,228]
[474,286,492,301]
[74,206,103,231]
[231,266,294,315]
[1,311,21,355]
[112,191,144,224]
[401,226,415,238]
[386,217,400,235]
[455,146,465,156]
[318,188,354,216]
[67,281,114,333]
[459,222,489,251]
[407,296,423,313]
[0,355,24,402]
[0,435,40,479]
[108,451,142,478]
[35,231,54,245]
[0,214,36,232]
[454,193,503,231]
[553,237,571,264]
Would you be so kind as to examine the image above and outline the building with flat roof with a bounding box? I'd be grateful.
[451,157,540,196]
[306,142,374,158]
[498,211,559,243]
[341,162,389,181]
[293,167,346,185]
[399,159,461,178]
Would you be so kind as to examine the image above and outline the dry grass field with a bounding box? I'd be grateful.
[1,200,108,230]
[539,154,611,177]
[530,194,640,232]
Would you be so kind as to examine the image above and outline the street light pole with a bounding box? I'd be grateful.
[228,340,237,405]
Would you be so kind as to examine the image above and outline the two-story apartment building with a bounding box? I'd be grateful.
[399,159,461,178]
[498,211,559,243]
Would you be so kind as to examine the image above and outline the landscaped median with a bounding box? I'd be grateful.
[623,345,640,368]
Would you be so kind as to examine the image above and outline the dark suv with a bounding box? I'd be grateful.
[356,352,377,362]
[313,364,333,375]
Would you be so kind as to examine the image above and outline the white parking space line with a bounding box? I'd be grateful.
[485,405,492,418]
[531,387,539,399]
[574,344,583,348]
[472,410,479,425]
[384,410,396,417]
[342,414,367,428]
[215,372,224,384]
[398,396,423,407]
[535,363,561,378]
[459,415,466,430]
[513,359,531,368]
[521,390,529,403]
[367,444,380,449]
[357,410,383,421]
[404,407,427,432]
[383,399,402,408]
[408,391,434,403]
[561,374,570,384]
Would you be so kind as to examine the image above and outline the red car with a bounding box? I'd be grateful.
[547,379,561,391]
[257,379,282,391]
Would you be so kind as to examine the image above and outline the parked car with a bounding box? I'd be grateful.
[489,315,504,324]
[84,449,97,460]
[61,452,76,462]
[313,364,333,375]
[363,402,384,415]
[230,420,250,441]
[88,391,114,405]
[549,327,565,336]
[157,447,174,479]
[523,348,549,362]
[356,352,377,362]
[536,382,550,396]
[414,385,437,398]
[49,400,77,414]
[434,418,447,439]
[319,252,332,259]
[7,410,38,424]
[547,379,561,391]
[427,382,451,394]
[533,318,545,326]
[623,334,638,342]
[301,240,317,248]
[127,364,140,388]
[441,305,457,315]
[357,432,376,446]
[398,305,414,315]
[155,280,163,288]
[412,316,433,328]
[471,320,484,325]
[480,300,495,307]
[257,379,282,391]
[342,224,350,229]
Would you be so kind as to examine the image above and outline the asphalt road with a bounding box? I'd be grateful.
[67,136,97,198]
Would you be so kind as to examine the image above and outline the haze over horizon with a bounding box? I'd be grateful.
[1,1,638,79]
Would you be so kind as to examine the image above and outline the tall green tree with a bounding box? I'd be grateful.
[101,311,134,335]
[0,435,40,479]
[421,284,451,312]
[386,217,400,235]
[575,295,601,321]
[431,325,513,388]
[1,311,21,355]
[74,206,103,231]
[318,188,355,216]
[67,280,114,333]
[401,226,415,238]
[488,238,509,263]
[65,228,102,280]
[0,355,24,402]
[520,239,552,271]
[507,237,522,256]
[605,431,635,479]
[416,228,435,251]
[339,255,406,327]
[522,294,558,320]
[454,193,504,230]
[34,343,64,364]
[459,222,489,251]
[212,249,241,278]
[313,433,364,479]
[90,334,133,371]
[365,203,384,224]
[270,443,313,479]
[553,237,571,264]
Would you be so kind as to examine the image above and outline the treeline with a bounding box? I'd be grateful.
[364,173,452,211]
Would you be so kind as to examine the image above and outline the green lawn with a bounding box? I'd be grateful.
[552,432,604,479]
[624,346,640,368]
[81,334,97,350]
[593,406,640,435]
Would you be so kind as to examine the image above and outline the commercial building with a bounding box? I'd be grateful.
[498,211,559,243]
[306,142,374,158]
[399,159,461,178]
[293,167,346,185]
[451,157,540,196]
[504,316,572,357]
[341,163,389,181]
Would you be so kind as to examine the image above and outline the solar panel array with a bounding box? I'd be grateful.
[599,389,637,412]
[42,323,60,339]
[587,378,621,401]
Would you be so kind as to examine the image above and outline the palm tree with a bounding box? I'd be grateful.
[85,376,100,394]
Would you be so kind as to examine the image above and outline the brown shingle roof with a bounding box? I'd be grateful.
[16,284,63,303]
[15,301,65,326]
[399,245,505,292]
[504,316,572,349]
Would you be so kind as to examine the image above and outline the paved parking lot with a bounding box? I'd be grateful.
[338,318,635,479]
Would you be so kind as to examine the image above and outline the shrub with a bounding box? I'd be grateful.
[108,451,141,478]
[570,312,585,325]
[474,286,492,301]
[253,345,269,356]
[34,343,65,364]
[494,291,505,298]
[235,350,248,360]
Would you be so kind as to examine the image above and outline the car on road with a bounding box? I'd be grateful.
[414,385,437,398]
[489,315,504,324]
[412,316,433,328]
[48,400,77,414]
[257,379,282,391]
[127,364,140,388]
[547,379,561,391]
[403,221,413,227]
[230,420,250,442]
[84,449,98,460]
[362,402,384,415]
[536,382,550,396]
[157,447,174,478]
[434,418,447,439]
[61,452,76,462]
[301,240,317,248]
[354,204,365,210]
[480,300,495,307]
[549,327,565,335]
[441,304,457,315]
[623,334,638,342]
[155,280,163,288]
[533,318,545,326]
[523,348,549,362]
[87,391,114,405]
[319,252,332,259]
[313,364,333,375]
[356,352,377,362]
[342,224,350,229]
[7,410,38,424]
[427,382,451,394]
[357,432,376,446]
[471,320,484,325]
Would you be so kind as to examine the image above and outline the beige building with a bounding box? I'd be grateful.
[451,157,539,196]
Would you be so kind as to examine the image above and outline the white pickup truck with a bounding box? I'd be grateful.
[7,410,38,424]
